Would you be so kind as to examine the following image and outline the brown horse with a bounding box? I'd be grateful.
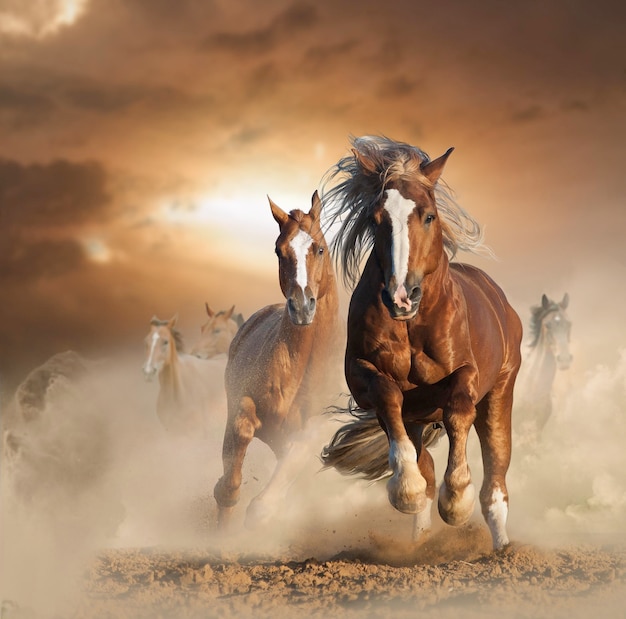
[189,304,244,360]
[214,191,341,529]
[321,136,522,550]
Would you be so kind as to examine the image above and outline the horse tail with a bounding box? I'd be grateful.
[321,402,445,481]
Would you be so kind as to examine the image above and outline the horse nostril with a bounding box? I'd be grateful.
[408,286,422,302]
[309,297,316,311]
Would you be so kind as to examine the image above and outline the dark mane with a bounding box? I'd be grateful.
[528,298,561,348]
[320,135,489,288]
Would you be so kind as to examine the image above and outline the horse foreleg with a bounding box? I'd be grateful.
[349,359,427,514]
[244,430,311,529]
[474,376,514,550]
[438,367,478,527]
[214,396,260,529]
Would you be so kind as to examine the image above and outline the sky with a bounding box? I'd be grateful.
[1,0,626,386]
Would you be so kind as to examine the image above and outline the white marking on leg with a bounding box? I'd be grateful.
[289,230,314,292]
[486,486,509,550]
[412,497,433,541]
[387,438,427,513]
[383,188,415,307]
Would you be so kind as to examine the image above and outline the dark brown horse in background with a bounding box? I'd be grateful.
[214,191,341,529]
[321,136,522,550]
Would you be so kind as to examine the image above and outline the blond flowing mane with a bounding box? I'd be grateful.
[321,135,490,288]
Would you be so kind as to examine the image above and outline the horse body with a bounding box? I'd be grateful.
[321,136,522,550]
[143,317,226,437]
[515,293,571,442]
[214,191,341,529]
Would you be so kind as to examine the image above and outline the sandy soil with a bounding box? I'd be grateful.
[2,352,626,619]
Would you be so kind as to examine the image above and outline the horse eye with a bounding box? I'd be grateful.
[162,339,169,345]
[318,246,324,255]
[425,214,435,225]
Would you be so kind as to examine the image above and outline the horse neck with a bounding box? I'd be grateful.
[414,252,451,314]
[158,344,183,402]
[524,332,557,395]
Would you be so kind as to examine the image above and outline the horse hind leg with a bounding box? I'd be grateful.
[474,376,515,550]
[214,396,260,530]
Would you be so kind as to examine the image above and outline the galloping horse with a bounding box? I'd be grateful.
[321,136,522,550]
[189,304,244,359]
[515,293,572,442]
[214,191,341,529]
[143,316,226,437]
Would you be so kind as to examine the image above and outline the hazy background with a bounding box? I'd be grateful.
[1,1,626,616]
[1,0,625,388]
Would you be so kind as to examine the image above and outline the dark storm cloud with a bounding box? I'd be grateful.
[0,238,86,283]
[202,2,318,55]
[0,158,111,283]
[0,158,110,226]
[0,84,56,128]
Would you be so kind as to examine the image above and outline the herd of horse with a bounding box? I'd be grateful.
[5,136,573,555]
[138,136,573,551]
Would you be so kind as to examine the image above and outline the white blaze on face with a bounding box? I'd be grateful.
[383,188,416,308]
[145,331,160,372]
[289,230,314,291]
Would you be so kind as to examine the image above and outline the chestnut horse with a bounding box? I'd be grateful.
[143,316,227,437]
[214,191,341,529]
[321,136,522,550]
[189,304,244,360]
[515,293,572,443]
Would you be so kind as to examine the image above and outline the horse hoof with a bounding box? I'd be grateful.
[438,481,475,526]
[387,485,428,514]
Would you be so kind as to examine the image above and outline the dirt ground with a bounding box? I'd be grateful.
[2,353,626,619]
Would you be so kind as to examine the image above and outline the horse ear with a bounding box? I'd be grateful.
[225,305,235,319]
[421,147,454,185]
[168,314,178,328]
[205,302,215,318]
[150,315,159,325]
[268,196,288,226]
[309,190,322,221]
[560,293,569,309]
[352,148,378,175]
[541,294,550,309]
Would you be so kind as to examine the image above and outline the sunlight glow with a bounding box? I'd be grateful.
[0,0,89,38]
[81,237,112,264]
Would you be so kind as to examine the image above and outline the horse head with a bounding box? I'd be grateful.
[269,190,329,326]
[189,304,241,359]
[354,146,454,320]
[539,293,572,370]
[142,315,179,381]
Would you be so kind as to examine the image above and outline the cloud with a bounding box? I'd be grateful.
[0,0,90,39]
[0,158,110,227]
[202,2,318,56]
[0,158,112,284]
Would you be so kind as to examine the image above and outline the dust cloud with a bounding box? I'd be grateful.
[1,263,625,618]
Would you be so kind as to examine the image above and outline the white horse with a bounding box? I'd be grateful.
[142,316,226,438]
[514,293,572,443]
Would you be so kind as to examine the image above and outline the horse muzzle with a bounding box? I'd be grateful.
[556,353,573,370]
[287,287,317,326]
[381,283,422,321]
[142,365,157,382]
